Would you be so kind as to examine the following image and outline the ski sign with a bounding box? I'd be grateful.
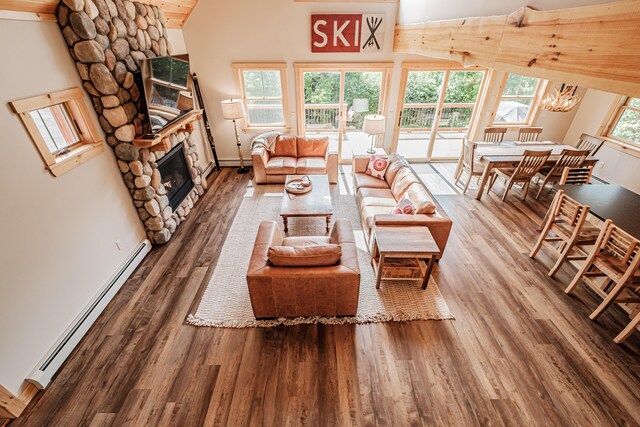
[311,14,384,53]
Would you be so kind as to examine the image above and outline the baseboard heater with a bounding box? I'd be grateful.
[27,240,152,390]
[202,160,215,178]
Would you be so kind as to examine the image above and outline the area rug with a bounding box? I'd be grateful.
[187,181,454,328]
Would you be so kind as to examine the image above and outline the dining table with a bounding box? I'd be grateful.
[464,142,599,200]
[554,184,640,239]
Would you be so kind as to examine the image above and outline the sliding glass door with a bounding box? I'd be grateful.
[396,71,443,159]
[342,71,383,159]
[296,64,391,162]
[395,67,486,161]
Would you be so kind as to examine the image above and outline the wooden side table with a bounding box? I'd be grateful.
[370,226,440,290]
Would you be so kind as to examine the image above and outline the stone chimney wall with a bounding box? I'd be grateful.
[56,0,207,244]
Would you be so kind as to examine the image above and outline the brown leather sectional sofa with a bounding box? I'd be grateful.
[251,134,339,184]
[246,219,360,318]
[352,154,453,256]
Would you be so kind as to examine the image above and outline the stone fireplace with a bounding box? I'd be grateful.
[56,0,207,244]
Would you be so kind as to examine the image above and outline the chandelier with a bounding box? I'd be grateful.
[540,84,581,112]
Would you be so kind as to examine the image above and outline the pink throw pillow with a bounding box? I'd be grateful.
[365,156,389,180]
[391,197,416,215]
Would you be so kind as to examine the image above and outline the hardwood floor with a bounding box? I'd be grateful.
[12,165,640,426]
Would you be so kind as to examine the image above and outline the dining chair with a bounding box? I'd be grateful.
[615,311,640,343]
[455,139,491,194]
[530,190,600,277]
[534,149,590,199]
[576,133,605,156]
[488,150,552,201]
[559,166,593,185]
[518,127,543,142]
[484,127,507,142]
[565,219,640,325]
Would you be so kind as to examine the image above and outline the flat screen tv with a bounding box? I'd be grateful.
[139,55,193,134]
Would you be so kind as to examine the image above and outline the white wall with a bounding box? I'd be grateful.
[563,89,640,193]
[563,89,617,146]
[397,0,616,24]
[166,28,187,54]
[0,20,146,396]
[182,0,582,164]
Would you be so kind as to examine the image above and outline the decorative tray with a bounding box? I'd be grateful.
[286,177,313,194]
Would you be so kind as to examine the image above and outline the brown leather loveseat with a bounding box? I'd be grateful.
[246,219,360,318]
[251,133,339,184]
[352,153,453,257]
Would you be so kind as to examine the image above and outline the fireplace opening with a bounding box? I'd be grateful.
[157,143,194,211]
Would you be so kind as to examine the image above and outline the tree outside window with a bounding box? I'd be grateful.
[494,73,542,125]
[608,97,640,145]
[233,64,289,129]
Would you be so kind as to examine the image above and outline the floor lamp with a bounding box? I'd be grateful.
[363,114,385,154]
[221,99,248,174]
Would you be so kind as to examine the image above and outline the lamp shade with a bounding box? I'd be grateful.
[221,99,246,120]
[177,90,193,111]
[363,114,385,135]
[352,98,369,113]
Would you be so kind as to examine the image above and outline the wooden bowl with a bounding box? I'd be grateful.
[286,179,313,194]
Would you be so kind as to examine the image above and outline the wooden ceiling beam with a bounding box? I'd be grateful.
[394,0,640,97]
[0,0,187,28]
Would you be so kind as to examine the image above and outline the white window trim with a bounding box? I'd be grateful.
[232,62,290,132]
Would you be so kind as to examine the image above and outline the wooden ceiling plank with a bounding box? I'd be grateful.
[0,0,57,14]
[393,0,640,97]
[394,15,505,68]
[180,0,200,27]
[0,0,191,27]
[0,9,55,21]
[495,4,640,90]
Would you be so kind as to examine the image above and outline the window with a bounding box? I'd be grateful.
[293,62,392,162]
[607,97,640,145]
[11,88,104,176]
[394,64,486,160]
[30,103,81,155]
[493,73,545,125]
[233,63,289,130]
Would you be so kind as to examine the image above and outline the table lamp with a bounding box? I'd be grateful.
[221,99,248,174]
[363,114,385,154]
[177,90,193,111]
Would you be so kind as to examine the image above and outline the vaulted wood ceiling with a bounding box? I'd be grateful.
[0,0,198,28]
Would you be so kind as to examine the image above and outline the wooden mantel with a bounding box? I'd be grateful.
[132,109,202,151]
[394,0,640,97]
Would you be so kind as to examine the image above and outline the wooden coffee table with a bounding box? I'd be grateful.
[281,175,333,233]
[370,226,440,290]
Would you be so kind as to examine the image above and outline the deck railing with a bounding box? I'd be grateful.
[400,103,475,131]
[245,103,284,125]
[304,104,340,130]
